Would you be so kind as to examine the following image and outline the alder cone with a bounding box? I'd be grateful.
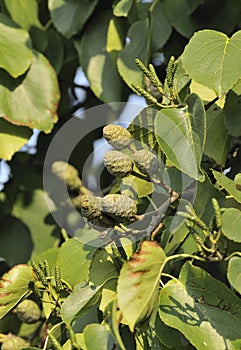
[102,194,137,221]
[104,150,133,178]
[103,124,132,150]
[15,299,41,324]
[134,150,160,177]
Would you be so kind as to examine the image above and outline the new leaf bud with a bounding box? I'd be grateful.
[103,125,132,150]
[102,194,137,221]
[104,150,133,178]
[134,150,160,177]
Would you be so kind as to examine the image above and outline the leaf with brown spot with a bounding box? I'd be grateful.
[117,241,166,331]
[0,264,34,319]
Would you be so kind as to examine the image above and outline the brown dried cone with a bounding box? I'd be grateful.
[15,299,41,324]
[104,150,133,178]
[102,194,137,222]
[1,335,29,350]
[133,150,160,178]
[103,124,132,150]
[52,161,82,192]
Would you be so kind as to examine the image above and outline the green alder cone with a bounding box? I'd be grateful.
[133,149,160,177]
[103,124,132,150]
[104,150,133,178]
[15,299,41,324]
[1,335,29,350]
[52,161,82,192]
[234,173,241,191]
[79,195,102,221]
[102,194,137,221]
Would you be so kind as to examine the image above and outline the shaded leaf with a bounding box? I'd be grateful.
[113,0,133,17]
[117,19,150,88]
[159,262,241,350]
[0,216,33,267]
[223,90,241,136]
[76,11,123,103]
[221,208,241,242]
[204,104,230,166]
[0,13,32,77]
[0,51,59,133]
[89,248,118,286]
[154,94,205,181]
[83,324,114,350]
[61,283,102,324]
[121,175,153,198]
[227,256,241,295]
[57,238,96,288]
[182,30,241,97]
[212,170,241,204]
[164,0,202,38]
[117,241,166,331]
[0,265,34,319]
[44,28,64,73]
[0,119,32,161]
[150,1,172,50]
[48,0,99,38]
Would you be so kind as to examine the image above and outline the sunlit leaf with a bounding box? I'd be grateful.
[154,94,205,181]
[221,208,241,242]
[0,265,34,319]
[0,119,32,161]
[159,262,241,349]
[212,170,241,204]
[113,0,133,17]
[83,324,114,350]
[0,13,32,77]
[182,30,241,97]
[0,51,59,133]
[117,241,166,331]
[227,256,241,295]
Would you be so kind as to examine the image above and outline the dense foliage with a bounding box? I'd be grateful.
[0,0,241,349]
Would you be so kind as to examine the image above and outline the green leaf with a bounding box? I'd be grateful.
[0,216,33,266]
[0,264,34,319]
[113,0,133,17]
[61,283,102,324]
[121,175,153,198]
[182,30,241,98]
[154,93,205,181]
[57,239,96,288]
[83,324,114,350]
[117,19,150,88]
[76,11,123,103]
[117,241,166,331]
[212,170,241,204]
[0,119,32,161]
[89,248,118,286]
[150,1,172,50]
[221,208,241,242]
[44,28,64,73]
[48,0,99,38]
[0,13,32,77]
[0,50,59,133]
[106,17,125,54]
[204,104,230,166]
[62,334,85,350]
[164,0,202,38]
[159,262,241,350]
[227,256,241,294]
[223,90,241,136]
[4,0,42,30]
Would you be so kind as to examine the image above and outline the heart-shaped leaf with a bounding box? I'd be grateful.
[0,264,34,319]
[0,50,59,133]
[182,30,241,97]
[117,241,166,331]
